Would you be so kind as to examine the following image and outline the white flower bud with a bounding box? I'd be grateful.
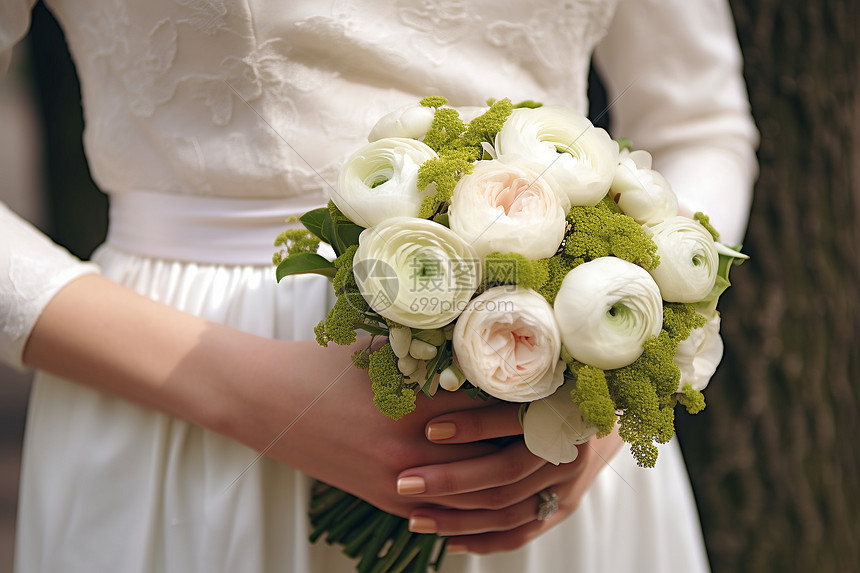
[368,104,436,142]
[398,354,419,376]
[609,149,679,226]
[439,365,466,392]
[409,338,438,360]
[389,326,413,358]
[406,360,428,384]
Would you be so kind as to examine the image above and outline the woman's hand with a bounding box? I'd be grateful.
[229,338,508,519]
[395,403,624,554]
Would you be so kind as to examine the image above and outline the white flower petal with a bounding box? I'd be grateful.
[523,380,599,465]
[648,216,719,303]
[333,138,438,228]
[453,287,564,402]
[495,106,618,207]
[368,104,436,142]
[448,160,569,259]
[675,312,723,392]
[554,258,663,370]
[609,149,679,226]
[353,217,480,329]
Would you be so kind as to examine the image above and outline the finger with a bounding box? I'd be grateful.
[409,445,589,510]
[414,389,500,416]
[445,519,552,555]
[424,402,523,443]
[397,439,545,497]
[407,495,542,536]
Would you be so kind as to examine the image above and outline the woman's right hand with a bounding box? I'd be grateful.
[200,337,505,518]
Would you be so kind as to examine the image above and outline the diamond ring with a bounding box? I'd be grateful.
[536,489,559,521]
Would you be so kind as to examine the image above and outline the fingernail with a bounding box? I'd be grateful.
[408,516,437,534]
[396,476,426,495]
[446,543,468,554]
[426,422,456,440]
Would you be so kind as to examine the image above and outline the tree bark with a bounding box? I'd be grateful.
[677,2,860,571]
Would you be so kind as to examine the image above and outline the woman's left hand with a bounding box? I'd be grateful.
[396,402,624,554]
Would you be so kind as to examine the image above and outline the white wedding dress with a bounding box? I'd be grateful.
[0,0,758,571]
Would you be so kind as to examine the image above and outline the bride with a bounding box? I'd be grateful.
[0,1,757,571]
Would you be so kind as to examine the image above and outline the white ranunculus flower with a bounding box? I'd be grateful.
[648,216,719,303]
[554,257,663,370]
[675,312,723,392]
[448,160,570,259]
[609,149,679,226]
[522,380,599,465]
[333,138,438,228]
[452,287,565,402]
[367,104,436,142]
[494,106,618,206]
[353,217,480,329]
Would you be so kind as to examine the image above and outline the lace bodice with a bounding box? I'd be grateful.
[36,0,616,202]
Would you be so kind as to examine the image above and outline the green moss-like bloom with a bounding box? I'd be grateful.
[368,343,417,420]
[273,229,320,264]
[694,212,720,241]
[482,252,549,292]
[569,365,617,437]
[678,383,706,414]
[564,202,659,271]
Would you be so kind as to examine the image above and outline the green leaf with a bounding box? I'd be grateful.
[321,213,344,255]
[431,212,450,227]
[299,208,331,242]
[276,252,336,281]
[358,323,389,337]
[333,220,365,249]
[697,243,748,311]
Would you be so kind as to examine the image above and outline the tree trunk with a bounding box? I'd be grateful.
[677,1,860,571]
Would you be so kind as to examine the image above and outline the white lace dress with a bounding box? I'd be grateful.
[0,1,758,571]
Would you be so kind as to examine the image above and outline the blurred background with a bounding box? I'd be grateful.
[1,1,858,572]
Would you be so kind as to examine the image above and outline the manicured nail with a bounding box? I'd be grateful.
[446,543,468,554]
[408,516,437,534]
[426,422,456,441]
[397,476,426,495]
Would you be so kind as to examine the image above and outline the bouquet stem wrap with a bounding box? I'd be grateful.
[310,483,448,573]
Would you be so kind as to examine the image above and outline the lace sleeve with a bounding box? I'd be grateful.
[594,0,759,245]
[0,0,37,77]
[0,202,100,371]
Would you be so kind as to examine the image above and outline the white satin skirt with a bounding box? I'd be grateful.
[15,191,710,573]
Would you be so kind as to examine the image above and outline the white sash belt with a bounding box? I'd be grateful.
[106,190,327,265]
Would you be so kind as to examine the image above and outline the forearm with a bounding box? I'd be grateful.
[21,273,283,440]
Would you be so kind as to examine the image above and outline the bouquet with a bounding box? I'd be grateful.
[274,96,747,572]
